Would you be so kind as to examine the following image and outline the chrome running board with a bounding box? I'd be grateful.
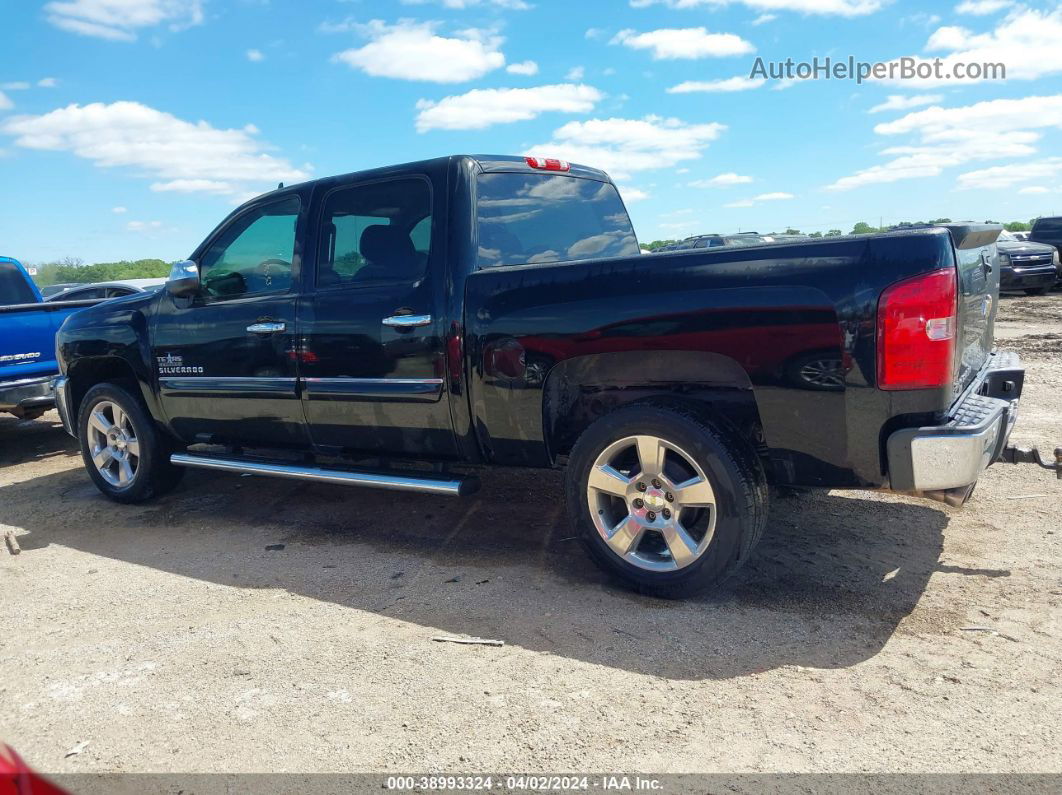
[169,453,479,497]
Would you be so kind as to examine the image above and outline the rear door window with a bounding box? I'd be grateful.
[475,173,639,268]
[0,262,37,306]
[316,178,431,288]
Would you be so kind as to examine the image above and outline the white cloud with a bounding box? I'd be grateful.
[415,84,602,132]
[246,48,265,62]
[151,178,237,194]
[612,27,754,59]
[566,66,586,80]
[111,205,127,213]
[620,187,650,202]
[956,157,1062,190]
[332,20,505,83]
[668,76,765,93]
[506,60,539,75]
[688,172,753,187]
[867,94,943,113]
[44,0,204,42]
[0,101,310,199]
[3,78,59,91]
[628,0,883,18]
[725,191,794,207]
[880,8,1062,86]
[925,26,974,51]
[585,27,606,40]
[528,115,727,180]
[0,92,12,111]
[1018,186,1050,194]
[400,0,531,8]
[903,12,942,27]
[826,95,1062,191]
[955,0,1012,15]
[127,219,163,231]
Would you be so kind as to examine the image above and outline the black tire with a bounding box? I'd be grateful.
[1024,287,1049,296]
[565,402,768,599]
[77,382,184,504]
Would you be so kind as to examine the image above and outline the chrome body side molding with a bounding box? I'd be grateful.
[169,453,478,496]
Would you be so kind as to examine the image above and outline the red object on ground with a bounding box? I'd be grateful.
[0,746,69,795]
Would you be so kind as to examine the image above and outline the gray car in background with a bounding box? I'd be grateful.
[44,278,167,302]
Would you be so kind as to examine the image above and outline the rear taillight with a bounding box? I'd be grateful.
[877,268,957,390]
[525,156,570,172]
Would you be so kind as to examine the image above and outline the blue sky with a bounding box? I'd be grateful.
[1,0,1061,264]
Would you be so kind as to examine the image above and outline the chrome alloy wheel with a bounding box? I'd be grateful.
[586,434,717,572]
[798,357,845,388]
[87,400,140,488]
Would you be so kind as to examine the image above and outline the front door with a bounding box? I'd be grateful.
[297,176,458,459]
[154,193,310,449]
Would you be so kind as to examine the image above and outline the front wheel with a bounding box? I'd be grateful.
[78,382,184,503]
[565,403,768,598]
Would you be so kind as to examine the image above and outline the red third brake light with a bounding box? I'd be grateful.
[525,156,570,172]
[877,268,957,390]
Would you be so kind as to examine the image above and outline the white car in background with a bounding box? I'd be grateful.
[44,278,167,302]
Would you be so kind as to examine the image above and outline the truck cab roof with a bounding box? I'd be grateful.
[247,155,614,208]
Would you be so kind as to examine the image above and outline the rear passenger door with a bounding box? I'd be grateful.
[297,176,458,459]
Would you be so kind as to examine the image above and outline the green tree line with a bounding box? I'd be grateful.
[648,218,1036,248]
[30,257,172,287]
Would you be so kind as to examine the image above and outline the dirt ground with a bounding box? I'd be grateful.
[2,294,1061,777]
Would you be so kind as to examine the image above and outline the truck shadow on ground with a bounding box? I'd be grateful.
[2,417,1002,681]
[0,413,78,467]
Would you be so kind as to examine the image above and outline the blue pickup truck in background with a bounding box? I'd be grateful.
[0,256,101,420]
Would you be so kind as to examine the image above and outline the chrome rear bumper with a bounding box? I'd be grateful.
[887,352,1022,493]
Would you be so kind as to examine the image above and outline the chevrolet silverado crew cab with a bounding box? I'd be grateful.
[54,155,1057,597]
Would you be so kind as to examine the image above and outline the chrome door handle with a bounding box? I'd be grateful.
[382,314,431,328]
[247,321,286,334]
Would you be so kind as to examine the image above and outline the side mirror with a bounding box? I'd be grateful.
[166,260,200,297]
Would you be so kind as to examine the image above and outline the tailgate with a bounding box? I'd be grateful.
[943,224,1002,394]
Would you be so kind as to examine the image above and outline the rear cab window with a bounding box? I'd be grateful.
[1032,217,1062,234]
[475,173,639,268]
[0,262,37,307]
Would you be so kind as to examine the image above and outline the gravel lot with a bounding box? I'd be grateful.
[2,294,1061,776]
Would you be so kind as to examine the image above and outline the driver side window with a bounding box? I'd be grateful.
[200,196,300,298]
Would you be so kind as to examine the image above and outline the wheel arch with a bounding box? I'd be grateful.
[542,350,764,465]
[66,356,154,429]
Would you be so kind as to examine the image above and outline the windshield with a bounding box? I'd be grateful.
[0,261,37,307]
[997,230,1017,241]
[476,173,639,268]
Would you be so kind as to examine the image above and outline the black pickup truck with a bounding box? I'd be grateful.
[54,155,1057,597]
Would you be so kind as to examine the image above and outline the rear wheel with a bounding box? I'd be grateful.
[565,403,768,598]
[78,382,184,503]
